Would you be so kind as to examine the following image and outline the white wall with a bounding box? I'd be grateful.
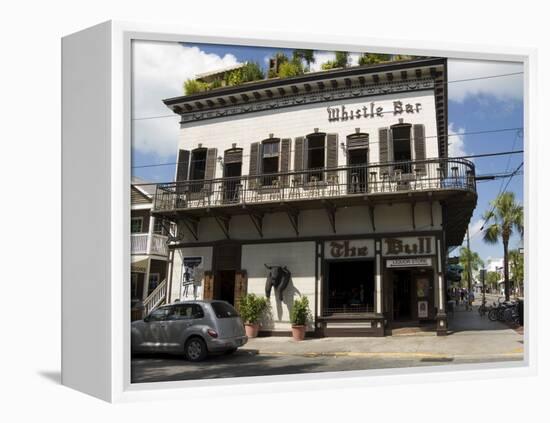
[178,90,439,179]
[242,242,316,331]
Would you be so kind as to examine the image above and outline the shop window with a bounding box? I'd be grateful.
[306,133,325,182]
[261,140,280,186]
[391,124,412,174]
[130,217,143,233]
[189,148,207,192]
[325,260,375,315]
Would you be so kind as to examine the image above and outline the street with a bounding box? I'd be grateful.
[131,299,523,384]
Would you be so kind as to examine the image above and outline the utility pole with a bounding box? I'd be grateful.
[466,229,472,291]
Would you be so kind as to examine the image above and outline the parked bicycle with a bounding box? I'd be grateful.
[487,298,520,324]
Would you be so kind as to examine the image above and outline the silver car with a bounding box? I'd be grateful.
[131,300,248,361]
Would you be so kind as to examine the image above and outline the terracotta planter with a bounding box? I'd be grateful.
[291,325,306,341]
[244,323,260,338]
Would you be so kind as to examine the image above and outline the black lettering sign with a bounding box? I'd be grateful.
[327,101,422,122]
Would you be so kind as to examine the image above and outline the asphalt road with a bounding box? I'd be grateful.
[131,349,522,383]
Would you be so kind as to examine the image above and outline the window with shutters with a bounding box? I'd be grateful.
[306,133,326,182]
[391,124,412,174]
[261,139,280,186]
[189,148,207,192]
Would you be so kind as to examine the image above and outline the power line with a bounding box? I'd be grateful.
[132,71,524,121]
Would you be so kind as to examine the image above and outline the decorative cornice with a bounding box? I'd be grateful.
[179,78,435,124]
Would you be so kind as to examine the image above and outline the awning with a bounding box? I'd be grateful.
[131,257,149,273]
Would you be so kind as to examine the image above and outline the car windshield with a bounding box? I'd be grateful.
[211,302,239,319]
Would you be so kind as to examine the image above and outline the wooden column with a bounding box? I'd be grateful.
[375,240,383,315]
[203,271,214,300]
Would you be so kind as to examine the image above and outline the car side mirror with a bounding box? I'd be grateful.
[143,316,150,323]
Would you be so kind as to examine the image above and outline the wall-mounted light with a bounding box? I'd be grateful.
[217,156,224,166]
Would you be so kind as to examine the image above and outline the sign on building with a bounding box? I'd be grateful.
[325,239,375,259]
[382,236,436,257]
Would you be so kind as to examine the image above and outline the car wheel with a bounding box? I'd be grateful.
[185,337,208,362]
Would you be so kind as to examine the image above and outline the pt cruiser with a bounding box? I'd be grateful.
[131,300,248,361]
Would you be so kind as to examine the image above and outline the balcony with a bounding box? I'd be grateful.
[131,233,169,256]
[152,158,477,246]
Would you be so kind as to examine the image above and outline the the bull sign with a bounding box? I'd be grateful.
[264,264,291,301]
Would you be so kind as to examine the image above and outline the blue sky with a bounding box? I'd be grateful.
[131,41,524,263]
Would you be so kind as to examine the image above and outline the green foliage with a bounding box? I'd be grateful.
[183,79,209,95]
[237,293,268,324]
[321,51,350,70]
[358,53,392,65]
[482,192,523,298]
[290,295,311,326]
[486,271,500,289]
[278,60,304,78]
[509,249,524,287]
[292,49,315,69]
[459,247,484,284]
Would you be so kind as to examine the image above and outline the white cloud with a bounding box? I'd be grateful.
[447,59,523,103]
[132,41,239,157]
[448,122,467,157]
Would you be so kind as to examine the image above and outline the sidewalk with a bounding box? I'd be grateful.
[244,308,523,360]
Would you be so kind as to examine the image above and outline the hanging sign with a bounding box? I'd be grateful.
[386,258,433,268]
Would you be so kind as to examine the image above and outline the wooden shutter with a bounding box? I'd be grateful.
[378,128,393,175]
[326,133,339,179]
[280,138,291,186]
[175,149,190,202]
[294,136,305,184]
[413,124,426,175]
[176,149,190,182]
[233,270,248,312]
[248,142,260,189]
[204,148,217,194]
[203,271,214,300]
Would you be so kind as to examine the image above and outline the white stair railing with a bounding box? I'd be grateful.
[142,278,167,316]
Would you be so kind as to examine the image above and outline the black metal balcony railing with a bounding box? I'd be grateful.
[153,158,476,212]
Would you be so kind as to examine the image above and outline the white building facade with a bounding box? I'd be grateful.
[152,58,477,336]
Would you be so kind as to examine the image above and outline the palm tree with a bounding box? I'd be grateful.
[508,249,524,296]
[458,247,484,289]
[482,192,524,300]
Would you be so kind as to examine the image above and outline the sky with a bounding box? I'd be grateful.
[131,41,524,263]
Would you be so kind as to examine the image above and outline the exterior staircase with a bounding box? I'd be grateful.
[131,278,168,321]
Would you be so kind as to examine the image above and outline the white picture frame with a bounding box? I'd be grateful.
[61,20,536,403]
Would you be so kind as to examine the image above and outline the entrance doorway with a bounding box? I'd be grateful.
[215,270,236,305]
[392,270,412,321]
[325,260,375,315]
[223,161,242,203]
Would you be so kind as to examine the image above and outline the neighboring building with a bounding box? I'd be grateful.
[151,57,477,336]
[130,177,172,318]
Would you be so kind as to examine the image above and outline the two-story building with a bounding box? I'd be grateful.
[151,57,477,336]
[130,177,172,319]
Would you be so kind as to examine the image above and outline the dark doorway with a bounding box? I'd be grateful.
[223,161,242,203]
[393,270,412,320]
[325,260,375,315]
[215,270,236,305]
[348,148,368,193]
[391,125,412,174]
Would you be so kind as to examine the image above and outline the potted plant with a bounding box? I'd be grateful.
[237,293,268,338]
[290,295,311,341]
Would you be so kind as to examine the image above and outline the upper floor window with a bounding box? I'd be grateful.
[262,140,280,172]
[131,217,143,233]
[306,133,326,182]
[391,124,412,174]
[189,148,207,181]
